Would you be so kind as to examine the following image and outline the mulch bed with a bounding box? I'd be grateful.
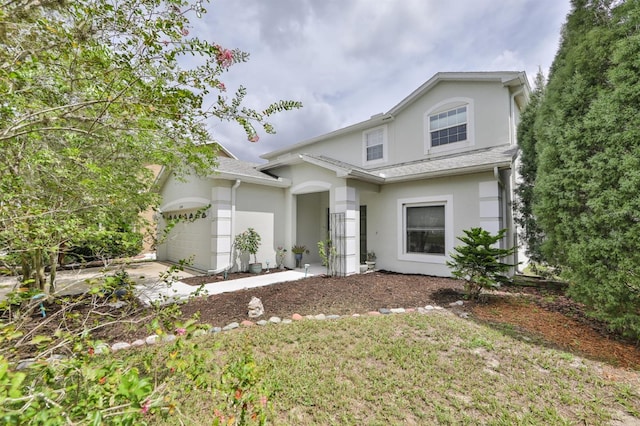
[173,271,639,369]
[11,271,640,371]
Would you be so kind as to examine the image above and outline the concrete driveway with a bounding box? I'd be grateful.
[0,261,195,300]
[0,261,321,305]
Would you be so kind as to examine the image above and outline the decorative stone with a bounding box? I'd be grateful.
[459,312,470,319]
[406,308,416,313]
[111,342,131,352]
[379,308,391,315]
[326,314,340,320]
[305,315,315,320]
[209,326,222,333]
[368,311,381,316]
[352,313,361,317]
[291,313,303,321]
[449,300,464,307]
[145,335,159,345]
[268,316,281,324]
[94,343,110,354]
[390,308,405,314]
[162,334,176,343]
[282,318,292,324]
[314,314,326,321]
[241,320,255,327]
[131,339,145,347]
[223,322,239,331]
[17,358,35,370]
[247,297,264,318]
[256,320,268,326]
[424,305,435,310]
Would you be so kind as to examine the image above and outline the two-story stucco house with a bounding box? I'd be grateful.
[156,71,530,276]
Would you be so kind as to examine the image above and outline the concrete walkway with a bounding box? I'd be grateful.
[0,261,325,305]
[136,267,322,306]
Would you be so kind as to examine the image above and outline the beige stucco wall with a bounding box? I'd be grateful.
[157,171,287,272]
[157,172,214,271]
[388,81,512,165]
[361,171,502,277]
[233,182,286,271]
[265,80,515,171]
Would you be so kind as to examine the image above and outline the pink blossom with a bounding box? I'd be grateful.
[141,400,151,414]
[217,82,226,91]
[181,28,189,36]
[249,134,259,143]
[175,327,187,336]
[215,45,234,68]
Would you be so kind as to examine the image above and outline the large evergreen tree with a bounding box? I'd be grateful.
[514,70,546,267]
[530,0,640,339]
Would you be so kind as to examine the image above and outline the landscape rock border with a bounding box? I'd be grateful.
[16,301,467,369]
[104,303,457,353]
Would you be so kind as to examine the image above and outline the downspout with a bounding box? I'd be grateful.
[495,165,517,273]
[207,179,241,275]
[510,87,524,271]
[493,166,504,188]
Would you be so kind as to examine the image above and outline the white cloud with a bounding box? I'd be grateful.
[190,0,571,162]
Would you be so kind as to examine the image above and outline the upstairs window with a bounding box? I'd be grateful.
[429,106,467,147]
[363,126,387,163]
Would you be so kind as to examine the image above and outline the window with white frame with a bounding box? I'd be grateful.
[406,205,445,254]
[398,195,453,263]
[429,106,467,147]
[363,126,386,163]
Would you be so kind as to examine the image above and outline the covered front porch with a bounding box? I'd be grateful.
[288,185,362,276]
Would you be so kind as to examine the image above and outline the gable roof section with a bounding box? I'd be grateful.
[261,71,528,161]
[263,145,517,184]
[387,71,528,116]
[154,155,290,191]
[214,157,289,187]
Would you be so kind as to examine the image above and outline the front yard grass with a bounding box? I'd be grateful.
[121,311,640,425]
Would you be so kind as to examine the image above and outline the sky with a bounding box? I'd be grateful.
[191,0,572,163]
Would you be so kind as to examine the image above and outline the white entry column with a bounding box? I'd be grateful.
[334,186,358,275]
[478,181,502,244]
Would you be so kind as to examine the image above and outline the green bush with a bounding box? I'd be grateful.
[447,228,516,300]
[67,230,143,263]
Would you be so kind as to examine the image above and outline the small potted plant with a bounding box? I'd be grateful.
[366,251,376,271]
[291,244,309,268]
[234,228,262,273]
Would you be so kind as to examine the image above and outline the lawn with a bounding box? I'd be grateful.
[120,310,640,425]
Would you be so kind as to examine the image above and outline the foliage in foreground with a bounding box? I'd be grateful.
[0,264,270,425]
[447,228,515,299]
[0,0,301,294]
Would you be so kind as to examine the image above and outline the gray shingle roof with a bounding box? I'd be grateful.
[303,144,517,183]
[214,156,285,185]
